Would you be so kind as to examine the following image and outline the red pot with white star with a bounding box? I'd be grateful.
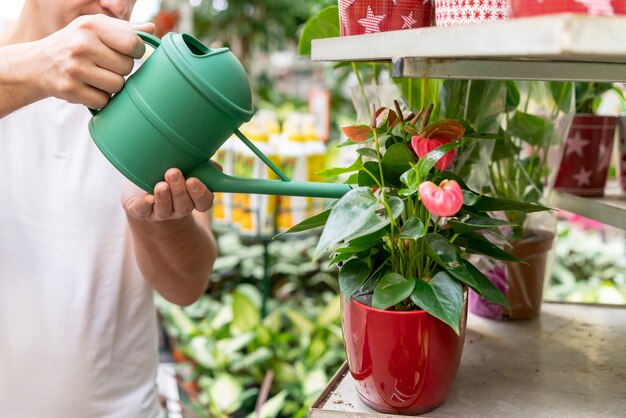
[509,0,626,18]
[434,0,510,27]
[554,115,617,197]
[339,0,434,36]
[617,116,626,192]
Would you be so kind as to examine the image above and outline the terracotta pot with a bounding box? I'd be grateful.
[509,0,626,18]
[342,295,467,414]
[618,116,626,192]
[339,0,434,36]
[469,230,555,320]
[554,115,617,197]
[434,0,510,27]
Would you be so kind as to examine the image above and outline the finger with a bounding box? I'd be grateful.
[92,47,135,76]
[82,66,125,95]
[93,16,147,58]
[186,178,213,212]
[165,169,195,216]
[132,22,156,34]
[126,194,155,220]
[153,182,173,219]
[71,83,111,109]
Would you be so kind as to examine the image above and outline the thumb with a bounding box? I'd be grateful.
[131,22,156,34]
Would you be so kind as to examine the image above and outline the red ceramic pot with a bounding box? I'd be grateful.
[342,295,467,414]
[339,0,434,36]
[554,115,617,197]
[510,0,626,18]
[435,0,511,27]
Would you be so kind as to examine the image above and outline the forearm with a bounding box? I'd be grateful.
[0,42,47,118]
[128,213,217,306]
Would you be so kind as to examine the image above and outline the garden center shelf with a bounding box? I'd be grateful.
[548,182,626,230]
[311,14,626,82]
[310,302,626,417]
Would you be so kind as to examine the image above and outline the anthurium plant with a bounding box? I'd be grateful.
[286,101,548,333]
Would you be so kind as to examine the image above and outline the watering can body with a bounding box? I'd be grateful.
[88,32,350,199]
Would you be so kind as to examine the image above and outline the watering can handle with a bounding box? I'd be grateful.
[88,32,162,116]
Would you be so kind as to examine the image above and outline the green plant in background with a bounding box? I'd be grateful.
[285,102,547,331]
[574,82,624,114]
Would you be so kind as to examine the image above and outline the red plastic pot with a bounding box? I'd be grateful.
[342,295,467,414]
[435,0,510,27]
[509,0,626,18]
[338,0,434,36]
[554,115,617,197]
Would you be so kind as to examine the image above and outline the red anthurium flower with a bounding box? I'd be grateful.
[418,179,463,217]
[411,135,454,171]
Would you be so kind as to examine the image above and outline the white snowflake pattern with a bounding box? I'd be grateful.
[574,0,615,16]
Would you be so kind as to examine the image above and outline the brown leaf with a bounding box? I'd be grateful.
[341,124,372,143]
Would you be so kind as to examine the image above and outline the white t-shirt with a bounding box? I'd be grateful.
[0,98,161,418]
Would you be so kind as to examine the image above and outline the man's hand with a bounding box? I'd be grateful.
[35,14,155,109]
[122,168,214,222]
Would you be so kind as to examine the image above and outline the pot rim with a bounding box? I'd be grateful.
[347,289,467,316]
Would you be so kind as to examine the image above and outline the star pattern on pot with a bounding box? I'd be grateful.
[597,142,612,172]
[572,166,593,186]
[358,6,386,34]
[566,130,589,157]
[574,0,614,16]
[339,0,356,32]
[401,11,417,29]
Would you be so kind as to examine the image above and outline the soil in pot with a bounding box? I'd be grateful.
[341,294,467,415]
[469,230,555,320]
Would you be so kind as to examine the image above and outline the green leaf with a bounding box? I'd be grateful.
[317,155,363,178]
[424,233,473,283]
[465,193,550,213]
[398,218,425,240]
[416,141,463,180]
[399,164,419,196]
[381,143,415,174]
[314,188,403,258]
[372,273,415,310]
[410,272,463,334]
[245,390,289,418]
[297,6,339,56]
[549,82,574,114]
[507,111,555,147]
[356,147,379,160]
[463,235,522,262]
[208,374,244,414]
[448,216,517,234]
[282,209,330,234]
[357,161,403,188]
[231,286,261,334]
[338,259,371,299]
[462,260,510,309]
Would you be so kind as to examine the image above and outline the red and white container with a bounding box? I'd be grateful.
[509,0,626,18]
[339,0,434,36]
[434,0,510,27]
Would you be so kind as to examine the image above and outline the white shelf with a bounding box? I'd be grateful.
[549,182,626,230]
[312,14,626,82]
[310,302,626,417]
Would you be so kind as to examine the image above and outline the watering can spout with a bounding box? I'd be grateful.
[188,161,351,199]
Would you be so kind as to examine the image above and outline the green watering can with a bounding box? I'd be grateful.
[88,32,350,199]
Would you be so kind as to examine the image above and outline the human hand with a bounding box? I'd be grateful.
[122,168,214,222]
[34,14,155,109]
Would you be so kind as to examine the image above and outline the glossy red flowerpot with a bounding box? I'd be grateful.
[339,0,434,36]
[509,0,626,18]
[434,0,510,27]
[554,115,616,197]
[341,296,467,414]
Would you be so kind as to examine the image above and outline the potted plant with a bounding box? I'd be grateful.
[509,0,626,17]
[554,82,623,197]
[434,0,510,27]
[466,81,576,320]
[285,101,546,414]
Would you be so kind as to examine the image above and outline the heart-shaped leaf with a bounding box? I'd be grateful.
[461,260,509,309]
[422,119,465,141]
[315,188,403,258]
[282,209,330,234]
[424,233,474,283]
[317,156,363,178]
[398,218,425,240]
[342,125,372,143]
[382,143,415,174]
[339,259,371,299]
[463,235,521,262]
[410,272,463,334]
[372,273,415,310]
[357,161,403,188]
